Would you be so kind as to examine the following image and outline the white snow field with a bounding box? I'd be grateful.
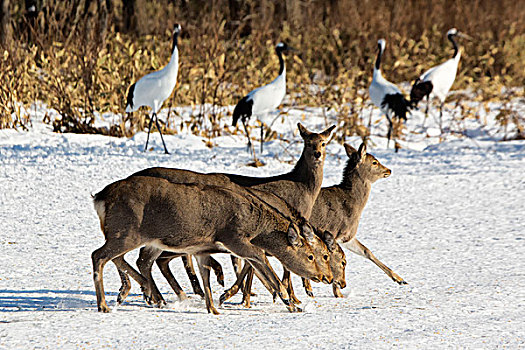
[0,101,524,349]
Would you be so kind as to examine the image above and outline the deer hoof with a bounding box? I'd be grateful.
[98,303,111,313]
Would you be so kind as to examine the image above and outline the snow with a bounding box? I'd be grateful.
[0,100,524,349]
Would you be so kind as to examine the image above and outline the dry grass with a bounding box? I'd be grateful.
[0,0,523,141]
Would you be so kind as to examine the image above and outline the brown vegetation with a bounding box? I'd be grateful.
[0,0,523,141]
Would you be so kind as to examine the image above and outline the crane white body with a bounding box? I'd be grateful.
[417,51,461,103]
[125,24,181,154]
[244,67,286,125]
[369,68,403,114]
[125,49,179,114]
[410,28,470,118]
[368,39,411,151]
[232,42,293,162]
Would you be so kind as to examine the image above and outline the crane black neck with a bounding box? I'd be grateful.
[276,49,285,75]
[171,32,180,53]
[448,34,459,58]
[375,44,382,70]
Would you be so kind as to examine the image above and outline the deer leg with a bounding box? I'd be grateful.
[344,238,407,285]
[181,255,204,298]
[144,114,154,152]
[220,261,276,306]
[113,255,150,289]
[136,246,165,307]
[231,255,243,276]
[246,257,299,312]
[241,267,254,308]
[231,256,254,297]
[117,269,131,304]
[209,256,225,287]
[113,255,152,304]
[302,278,314,298]
[92,238,143,313]
[153,113,170,154]
[282,270,301,305]
[156,254,188,300]
[195,255,220,315]
[230,249,295,311]
[220,262,252,305]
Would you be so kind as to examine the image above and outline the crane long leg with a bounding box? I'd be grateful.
[153,113,170,154]
[144,114,155,152]
[242,119,254,154]
[242,119,259,162]
[260,123,264,154]
[385,113,393,149]
[422,94,430,129]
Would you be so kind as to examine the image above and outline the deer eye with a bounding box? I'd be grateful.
[308,255,314,261]
[342,261,346,266]
[322,142,326,147]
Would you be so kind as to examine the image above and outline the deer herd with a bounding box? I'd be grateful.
[91,123,406,314]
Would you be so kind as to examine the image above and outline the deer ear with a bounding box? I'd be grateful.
[287,225,302,247]
[344,143,357,158]
[321,125,336,138]
[323,231,336,252]
[301,223,316,242]
[357,142,367,163]
[297,123,311,138]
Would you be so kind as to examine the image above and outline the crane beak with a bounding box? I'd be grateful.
[457,32,472,41]
[286,46,298,54]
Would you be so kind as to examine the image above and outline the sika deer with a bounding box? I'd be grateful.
[117,123,338,306]
[220,228,347,306]
[92,176,329,314]
[307,142,407,297]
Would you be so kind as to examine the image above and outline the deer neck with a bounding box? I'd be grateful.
[250,229,292,259]
[286,152,324,191]
[338,166,372,212]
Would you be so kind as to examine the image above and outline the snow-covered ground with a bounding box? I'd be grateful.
[0,101,524,349]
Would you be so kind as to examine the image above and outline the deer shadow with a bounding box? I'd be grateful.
[0,289,143,312]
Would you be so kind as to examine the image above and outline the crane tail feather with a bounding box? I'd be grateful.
[410,79,433,106]
[232,96,253,127]
[381,93,412,121]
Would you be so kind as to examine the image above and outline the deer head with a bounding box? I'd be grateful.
[344,143,391,183]
[298,123,336,169]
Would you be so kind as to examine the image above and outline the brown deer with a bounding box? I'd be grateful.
[116,123,338,307]
[307,142,407,297]
[219,228,347,306]
[232,142,405,302]
[92,176,331,314]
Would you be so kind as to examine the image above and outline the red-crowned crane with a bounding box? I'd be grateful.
[410,28,471,121]
[369,39,412,151]
[125,24,181,154]
[232,42,295,163]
